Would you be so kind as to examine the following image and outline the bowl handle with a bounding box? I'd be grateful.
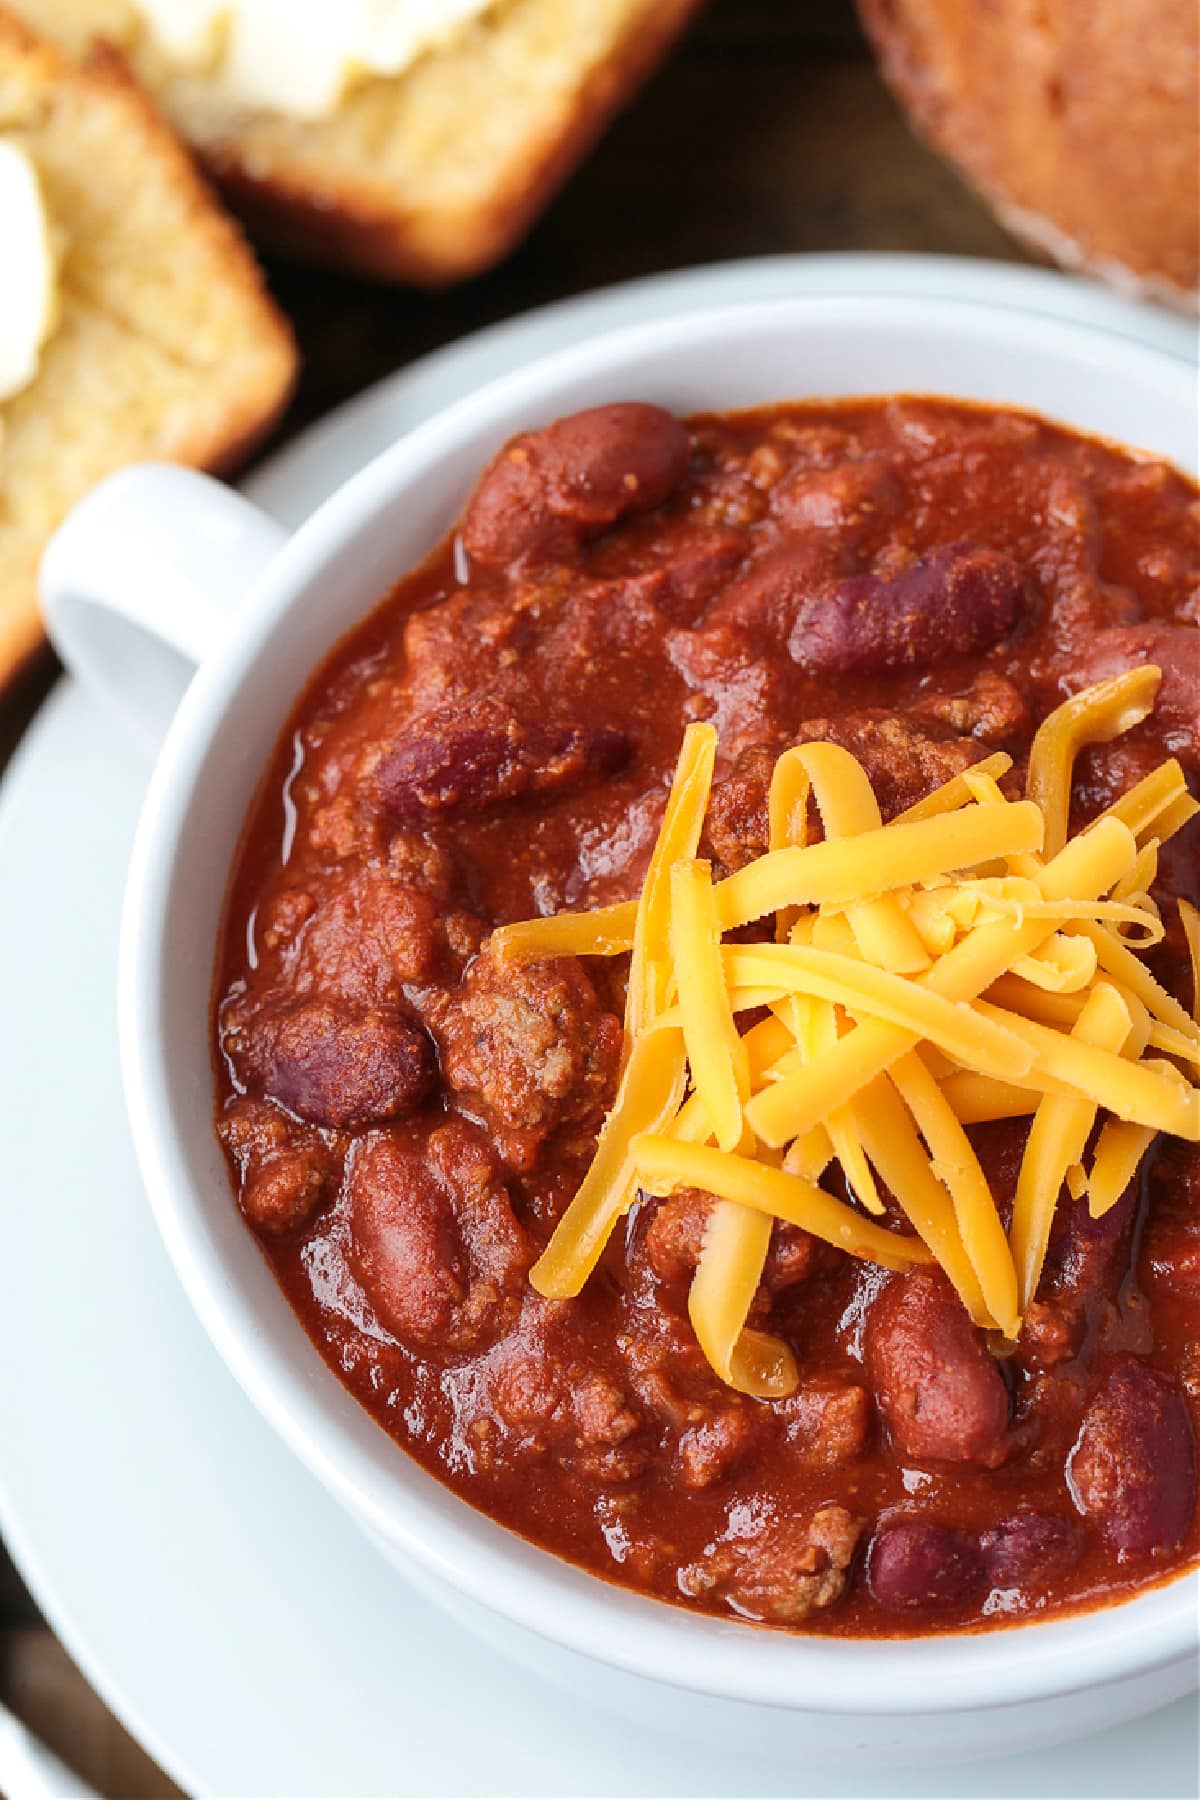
[40,464,288,751]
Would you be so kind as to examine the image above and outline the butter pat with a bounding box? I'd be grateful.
[132,0,497,118]
[0,140,59,405]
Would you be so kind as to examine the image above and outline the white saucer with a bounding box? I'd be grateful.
[1,256,1196,1798]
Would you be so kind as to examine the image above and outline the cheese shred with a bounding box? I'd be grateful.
[689,1200,797,1398]
[1026,667,1161,859]
[670,859,749,1152]
[506,669,1198,1393]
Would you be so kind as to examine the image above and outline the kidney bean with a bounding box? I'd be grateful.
[243,998,435,1130]
[1058,1176,1139,1291]
[349,1135,466,1345]
[1061,623,1200,764]
[461,403,690,567]
[376,712,629,826]
[867,1519,986,1613]
[981,1510,1083,1587]
[705,545,832,642]
[1143,1141,1200,1303]
[790,541,1025,675]
[865,1267,1010,1467]
[348,1121,530,1349]
[1067,1360,1197,1556]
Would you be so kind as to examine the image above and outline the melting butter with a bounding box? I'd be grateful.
[0,140,59,406]
[132,0,498,118]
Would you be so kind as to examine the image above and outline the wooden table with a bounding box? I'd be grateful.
[0,2,1032,1791]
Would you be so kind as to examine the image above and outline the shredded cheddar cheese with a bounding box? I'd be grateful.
[1026,666,1161,858]
[529,1025,689,1298]
[1009,982,1133,1310]
[632,1136,931,1272]
[889,1050,1019,1336]
[1100,756,1190,838]
[626,721,717,1039]
[893,750,1014,823]
[714,800,1047,931]
[790,994,882,1216]
[689,1200,796,1398]
[492,899,635,963]
[515,671,1199,1393]
[1180,899,1200,1021]
[669,858,749,1153]
[742,816,1140,1147]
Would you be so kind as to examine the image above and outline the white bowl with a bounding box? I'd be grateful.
[41,296,1200,1762]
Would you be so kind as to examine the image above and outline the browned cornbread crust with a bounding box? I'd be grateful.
[0,6,296,689]
[858,0,1199,306]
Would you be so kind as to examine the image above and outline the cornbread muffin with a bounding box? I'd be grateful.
[858,0,1199,306]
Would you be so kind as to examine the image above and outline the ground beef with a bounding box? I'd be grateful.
[424,950,622,1171]
[681,1504,864,1624]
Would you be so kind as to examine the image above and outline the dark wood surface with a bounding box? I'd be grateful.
[0,2,1032,1792]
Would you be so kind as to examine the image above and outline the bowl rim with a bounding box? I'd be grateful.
[118,292,1200,1717]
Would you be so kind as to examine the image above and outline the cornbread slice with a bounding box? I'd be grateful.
[0,7,295,689]
[7,0,701,283]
